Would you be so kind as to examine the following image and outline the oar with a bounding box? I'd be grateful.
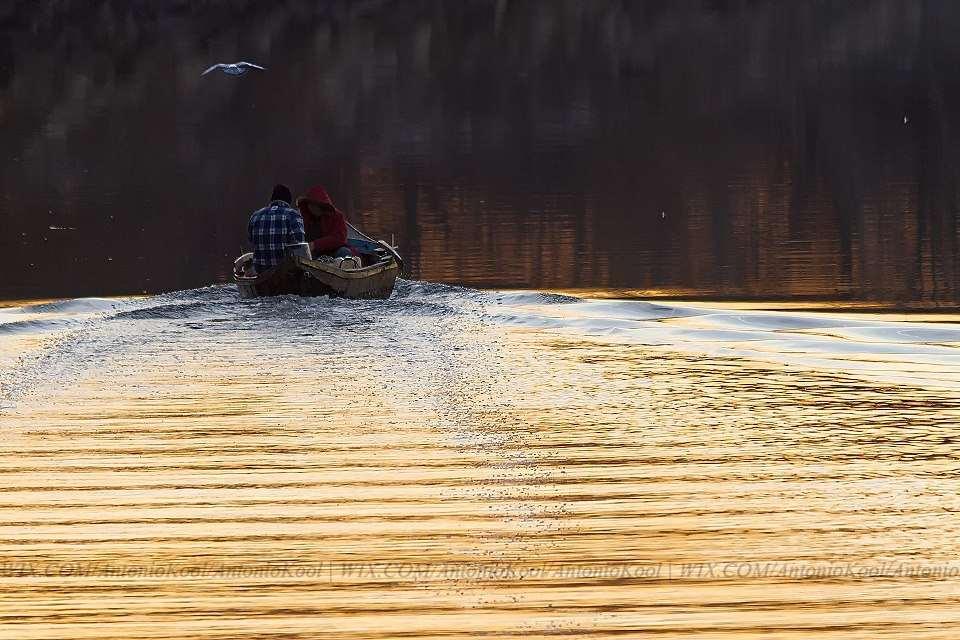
[346,222,405,274]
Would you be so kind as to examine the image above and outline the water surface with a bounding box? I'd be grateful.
[1,284,959,638]
[3,1,960,301]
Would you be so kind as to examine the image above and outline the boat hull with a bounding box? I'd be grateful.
[234,255,399,300]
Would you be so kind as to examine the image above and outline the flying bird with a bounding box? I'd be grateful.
[201,62,266,77]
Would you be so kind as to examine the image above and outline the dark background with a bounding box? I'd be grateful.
[2,1,960,302]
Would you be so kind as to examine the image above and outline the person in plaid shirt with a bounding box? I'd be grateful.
[248,184,306,273]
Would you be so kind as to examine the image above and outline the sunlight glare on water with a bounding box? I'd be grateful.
[1,283,959,638]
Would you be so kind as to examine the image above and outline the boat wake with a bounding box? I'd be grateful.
[484,297,960,389]
[1,282,959,639]
[2,282,960,413]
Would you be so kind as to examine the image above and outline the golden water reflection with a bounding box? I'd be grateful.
[1,295,959,638]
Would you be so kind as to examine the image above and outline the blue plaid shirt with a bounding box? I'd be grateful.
[248,200,306,273]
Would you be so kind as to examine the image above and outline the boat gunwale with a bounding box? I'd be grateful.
[234,256,399,285]
[297,256,399,281]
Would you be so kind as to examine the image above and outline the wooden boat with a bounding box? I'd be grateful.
[233,226,403,300]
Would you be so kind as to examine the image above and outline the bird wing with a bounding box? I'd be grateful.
[201,64,224,76]
[238,62,266,70]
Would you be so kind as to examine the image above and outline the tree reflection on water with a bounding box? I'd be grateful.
[1,1,958,302]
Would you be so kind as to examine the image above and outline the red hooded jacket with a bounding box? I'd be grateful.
[296,186,352,254]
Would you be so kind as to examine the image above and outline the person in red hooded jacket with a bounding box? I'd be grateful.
[296,185,355,259]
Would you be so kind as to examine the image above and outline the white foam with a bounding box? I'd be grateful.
[16,297,123,314]
[4,287,959,394]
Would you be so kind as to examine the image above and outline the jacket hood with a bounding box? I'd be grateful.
[296,185,344,217]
